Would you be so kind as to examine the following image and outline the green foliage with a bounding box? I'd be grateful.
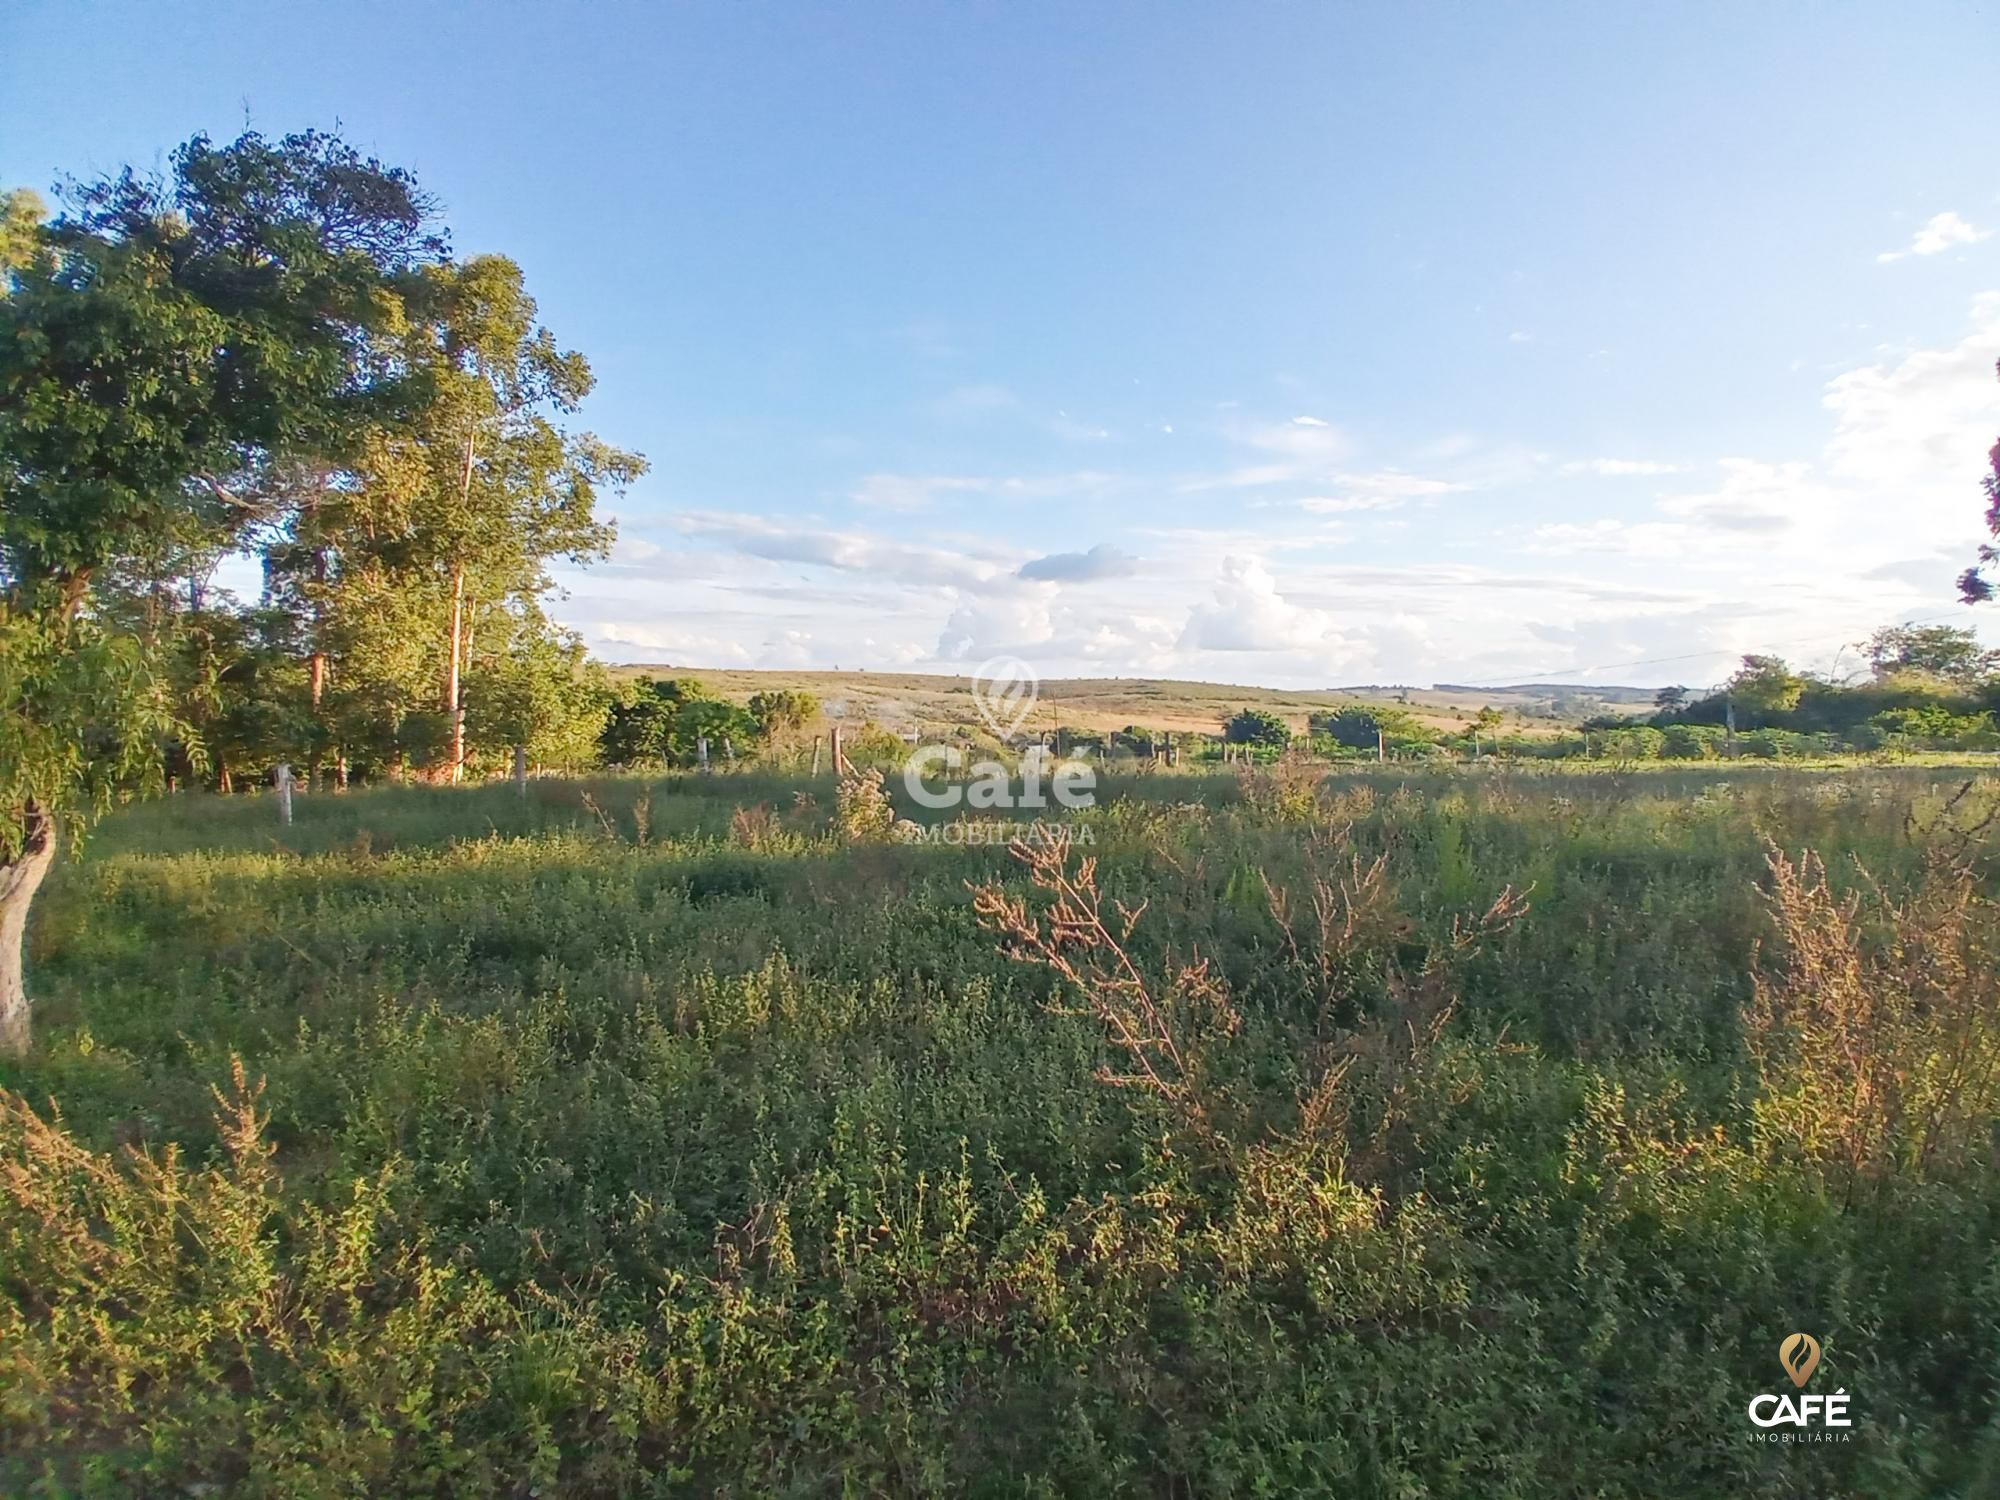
[0,606,185,855]
[747,688,819,742]
[2,131,441,598]
[1957,364,1998,603]
[1727,654,1806,722]
[5,767,1999,1492]
[0,188,48,286]
[1661,722,1725,759]
[1866,623,2000,685]
[674,697,757,761]
[1594,724,1665,759]
[598,681,677,766]
[1223,706,1292,746]
[597,677,754,768]
[1869,702,1998,747]
[461,623,609,769]
[1311,703,1421,749]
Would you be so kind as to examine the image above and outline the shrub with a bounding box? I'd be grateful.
[1222,707,1291,746]
[1311,705,1420,749]
[1661,723,1723,759]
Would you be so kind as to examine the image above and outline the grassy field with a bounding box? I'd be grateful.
[4,763,1999,1496]
[603,665,1652,739]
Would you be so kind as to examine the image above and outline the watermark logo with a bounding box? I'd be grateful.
[1746,1333,1853,1443]
[1779,1333,1821,1388]
[971,655,1039,742]
[899,655,1095,813]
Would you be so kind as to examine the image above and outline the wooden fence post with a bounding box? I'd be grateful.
[275,763,293,826]
[513,745,527,795]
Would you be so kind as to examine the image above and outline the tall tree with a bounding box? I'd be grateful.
[1959,359,1999,604]
[1865,623,2000,685]
[0,131,443,1052]
[0,190,47,282]
[352,255,641,780]
[1727,655,1806,722]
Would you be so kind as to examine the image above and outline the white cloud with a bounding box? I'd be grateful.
[1822,291,2000,505]
[672,510,1015,591]
[553,298,2000,688]
[1877,211,1992,263]
[1295,471,1466,512]
[1177,555,1352,655]
[1527,519,1705,559]
[850,470,1121,511]
[1298,495,1401,514]
[1654,458,1826,534]
[1017,543,1140,582]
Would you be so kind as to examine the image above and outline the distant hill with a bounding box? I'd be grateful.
[604,665,1652,736]
[1431,682,1658,704]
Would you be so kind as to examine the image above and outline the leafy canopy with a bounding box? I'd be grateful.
[1,131,446,836]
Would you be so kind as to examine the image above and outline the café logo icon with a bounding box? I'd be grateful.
[903,656,1096,813]
[1779,1333,1820,1388]
[1746,1332,1852,1443]
[970,656,1038,742]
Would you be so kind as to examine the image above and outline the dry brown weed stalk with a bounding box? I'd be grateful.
[1752,843,2000,1193]
[971,828,1237,1135]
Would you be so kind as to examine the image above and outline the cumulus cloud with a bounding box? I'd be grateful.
[1177,555,1350,654]
[1822,291,2000,502]
[557,297,2000,688]
[1877,211,1992,263]
[1531,461,1823,557]
[1017,543,1140,582]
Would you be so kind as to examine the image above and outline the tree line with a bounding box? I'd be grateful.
[1,130,653,1047]
[1204,622,2000,763]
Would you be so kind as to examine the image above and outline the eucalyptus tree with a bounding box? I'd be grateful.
[1960,364,1998,603]
[0,130,444,1052]
[351,255,642,780]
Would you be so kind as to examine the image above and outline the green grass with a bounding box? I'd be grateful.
[3,765,1998,1496]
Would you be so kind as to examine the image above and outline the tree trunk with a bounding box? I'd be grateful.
[0,802,57,1057]
[445,560,466,783]
[308,650,327,791]
[444,427,477,786]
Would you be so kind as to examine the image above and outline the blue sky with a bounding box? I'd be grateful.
[6,0,1999,687]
